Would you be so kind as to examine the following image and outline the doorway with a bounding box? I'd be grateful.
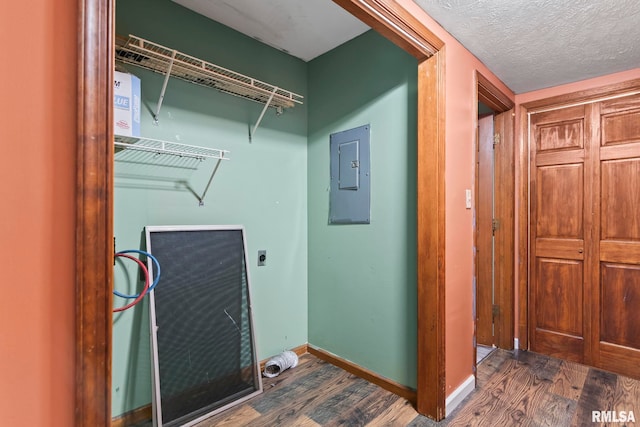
[474,72,515,363]
[76,0,448,424]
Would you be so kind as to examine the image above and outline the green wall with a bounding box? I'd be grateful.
[112,0,418,417]
[113,0,308,417]
[307,31,418,388]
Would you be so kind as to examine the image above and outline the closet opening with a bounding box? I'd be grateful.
[474,72,515,369]
[75,0,447,424]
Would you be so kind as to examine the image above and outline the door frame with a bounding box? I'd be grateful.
[474,72,515,351]
[75,0,448,424]
[76,0,114,425]
[517,77,640,349]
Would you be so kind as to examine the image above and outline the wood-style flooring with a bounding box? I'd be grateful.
[135,349,640,426]
[476,345,495,364]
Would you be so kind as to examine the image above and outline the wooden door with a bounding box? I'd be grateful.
[476,115,494,346]
[530,93,640,378]
[476,111,514,349]
[592,94,640,378]
[530,104,590,363]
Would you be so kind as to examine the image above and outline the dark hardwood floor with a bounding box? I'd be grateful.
[440,350,639,427]
[134,349,640,426]
[194,354,416,426]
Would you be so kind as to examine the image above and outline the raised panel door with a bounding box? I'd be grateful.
[594,94,640,378]
[530,92,640,380]
[530,105,589,362]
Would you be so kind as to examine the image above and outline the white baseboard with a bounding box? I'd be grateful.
[514,338,520,350]
[445,374,475,417]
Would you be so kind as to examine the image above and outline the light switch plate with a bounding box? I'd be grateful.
[465,189,472,209]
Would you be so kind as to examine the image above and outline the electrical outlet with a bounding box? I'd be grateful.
[258,250,267,266]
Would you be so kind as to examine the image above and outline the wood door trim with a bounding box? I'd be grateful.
[416,49,446,419]
[522,78,640,112]
[76,0,114,425]
[585,102,600,367]
[493,111,515,350]
[333,0,443,60]
[519,78,640,352]
[517,107,529,348]
[78,0,447,423]
[478,73,515,112]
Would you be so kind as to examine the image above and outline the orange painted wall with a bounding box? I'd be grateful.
[8,1,635,421]
[401,1,640,399]
[397,1,516,397]
[0,1,76,426]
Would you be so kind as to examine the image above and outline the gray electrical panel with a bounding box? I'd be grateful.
[329,124,370,224]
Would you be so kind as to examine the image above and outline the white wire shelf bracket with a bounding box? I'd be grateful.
[115,34,304,125]
[114,135,230,206]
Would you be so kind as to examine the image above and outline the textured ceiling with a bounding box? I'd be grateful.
[172,0,369,62]
[414,0,640,93]
[173,0,640,93]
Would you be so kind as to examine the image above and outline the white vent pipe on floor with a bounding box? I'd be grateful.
[263,350,299,378]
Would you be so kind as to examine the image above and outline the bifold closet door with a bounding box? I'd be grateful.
[530,93,640,379]
[592,94,640,379]
[530,104,591,363]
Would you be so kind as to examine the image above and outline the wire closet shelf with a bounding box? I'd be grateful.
[115,34,304,110]
[114,135,230,161]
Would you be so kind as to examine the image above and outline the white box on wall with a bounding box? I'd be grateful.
[113,71,141,137]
